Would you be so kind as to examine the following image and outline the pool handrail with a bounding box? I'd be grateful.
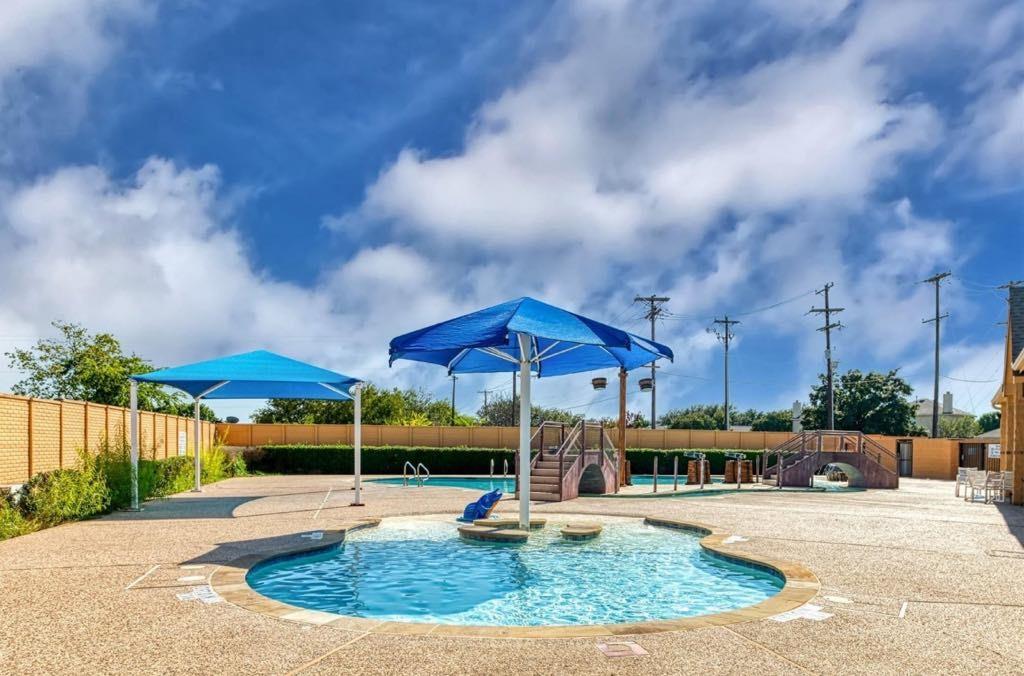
[416,462,430,484]
[402,461,419,487]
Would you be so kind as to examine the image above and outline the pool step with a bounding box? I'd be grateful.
[473,517,546,529]
[458,524,529,543]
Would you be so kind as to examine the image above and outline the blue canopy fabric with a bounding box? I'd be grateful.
[389,297,673,376]
[132,350,361,400]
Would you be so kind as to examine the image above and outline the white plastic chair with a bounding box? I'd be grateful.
[987,471,1013,504]
[955,467,970,498]
[965,470,987,503]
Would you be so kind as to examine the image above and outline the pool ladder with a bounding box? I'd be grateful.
[403,461,430,487]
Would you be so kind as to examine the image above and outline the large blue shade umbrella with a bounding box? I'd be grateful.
[128,350,365,510]
[133,350,361,400]
[390,297,673,375]
[389,297,673,528]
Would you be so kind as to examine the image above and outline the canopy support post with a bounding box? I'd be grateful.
[351,382,364,506]
[193,397,202,492]
[618,367,627,487]
[129,380,140,511]
[517,333,532,530]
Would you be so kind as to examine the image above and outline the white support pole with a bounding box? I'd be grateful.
[129,380,139,511]
[517,333,532,530]
[193,397,202,492]
[351,382,363,506]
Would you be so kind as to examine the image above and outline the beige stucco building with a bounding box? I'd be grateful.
[993,286,1023,505]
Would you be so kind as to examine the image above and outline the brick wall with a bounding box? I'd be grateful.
[0,393,215,485]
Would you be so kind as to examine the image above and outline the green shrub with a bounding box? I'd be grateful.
[1,496,37,540]
[92,435,162,510]
[153,456,194,496]
[249,445,515,475]
[200,441,233,483]
[20,451,110,526]
[226,453,248,478]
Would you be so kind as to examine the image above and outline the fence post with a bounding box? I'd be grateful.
[27,398,34,478]
[58,401,64,469]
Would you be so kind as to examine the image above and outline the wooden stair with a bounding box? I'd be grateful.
[530,457,562,501]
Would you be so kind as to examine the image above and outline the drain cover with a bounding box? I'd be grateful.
[770,604,833,622]
[597,641,648,658]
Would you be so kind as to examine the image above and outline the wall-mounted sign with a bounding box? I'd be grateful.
[178,431,187,456]
[988,443,1001,459]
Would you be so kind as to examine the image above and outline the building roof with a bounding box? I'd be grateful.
[1011,286,1024,369]
[978,427,1001,439]
[913,398,970,417]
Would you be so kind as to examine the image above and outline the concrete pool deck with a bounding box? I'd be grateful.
[1,476,1022,674]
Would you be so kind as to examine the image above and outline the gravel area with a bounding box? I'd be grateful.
[1,475,1022,674]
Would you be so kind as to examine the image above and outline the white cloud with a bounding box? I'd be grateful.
[0,0,1015,423]
[340,1,941,255]
[0,0,153,166]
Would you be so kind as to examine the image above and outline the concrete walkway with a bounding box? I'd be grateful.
[1,476,1022,674]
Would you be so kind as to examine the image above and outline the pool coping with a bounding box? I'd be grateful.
[209,514,820,639]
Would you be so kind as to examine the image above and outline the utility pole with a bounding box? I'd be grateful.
[633,294,670,428]
[709,316,739,430]
[478,388,489,409]
[450,375,458,425]
[809,283,844,430]
[921,272,950,438]
[511,373,516,426]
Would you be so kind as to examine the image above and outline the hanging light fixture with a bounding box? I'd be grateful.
[638,377,653,392]
[591,376,607,390]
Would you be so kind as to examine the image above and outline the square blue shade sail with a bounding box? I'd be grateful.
[132,349,362,399]
[389,297,673,376]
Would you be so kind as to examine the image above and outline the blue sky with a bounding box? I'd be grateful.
[0,0,1020,422]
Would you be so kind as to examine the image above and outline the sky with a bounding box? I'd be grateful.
[0,0,1020,423]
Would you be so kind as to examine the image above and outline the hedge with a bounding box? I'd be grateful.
[247,445,516,475]
[248,445,768,475]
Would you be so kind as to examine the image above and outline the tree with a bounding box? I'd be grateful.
[801,369,916,435]
[938,415,981,439]
[599,410,650,429]
[977,411,1001,433]
[251,385,475,426]
[659,404,720,430]
[5,321,217,421]
[750,409,793,432]
[476,395,582,427]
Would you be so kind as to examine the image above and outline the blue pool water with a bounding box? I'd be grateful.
[369,475,722,491]
[247,517,783,626]
[371,476,517,492]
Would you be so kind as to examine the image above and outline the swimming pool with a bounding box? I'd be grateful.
[246,516,783,626]
[369,475,721,492]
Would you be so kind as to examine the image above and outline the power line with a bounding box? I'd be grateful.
[633,294,670,429]
[708,316,739,430]
[808,282,843,430]
[921,271,951,438]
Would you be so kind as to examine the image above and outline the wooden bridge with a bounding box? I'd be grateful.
[515,421,619,502]
[763,430,900,489]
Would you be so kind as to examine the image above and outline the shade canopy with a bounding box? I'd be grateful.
[389,297,673,376]
[132,349,361,400]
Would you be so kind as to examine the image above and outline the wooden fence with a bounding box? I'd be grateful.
[0,393,215,485]
[215,422,796,451]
